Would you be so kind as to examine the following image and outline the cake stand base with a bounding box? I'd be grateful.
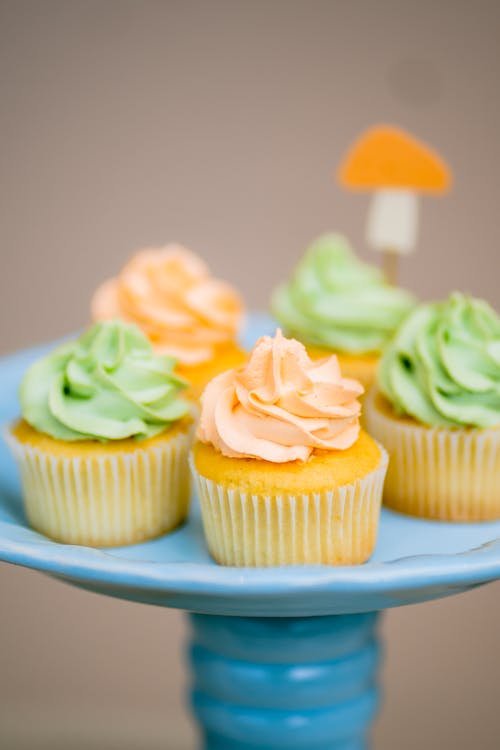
[188,612,381,750]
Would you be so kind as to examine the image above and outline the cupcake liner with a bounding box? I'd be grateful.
[5,428,192,546]
[190,450,388,566]
[364,390,500,521]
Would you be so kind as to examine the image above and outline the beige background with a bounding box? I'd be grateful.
[0,1,499,748]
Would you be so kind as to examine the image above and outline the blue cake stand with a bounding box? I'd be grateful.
[1,315,500,750]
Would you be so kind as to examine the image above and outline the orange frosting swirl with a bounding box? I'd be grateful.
[197,330,364,463]
[91,245,244,366]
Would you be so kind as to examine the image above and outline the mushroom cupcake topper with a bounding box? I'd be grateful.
[338,125,452,282]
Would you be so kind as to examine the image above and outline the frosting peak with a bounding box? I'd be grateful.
[378,293,500,428]
[20,320,190,441]
[272,233,416,353]
[197,330,364,463]
[92,245,244,366]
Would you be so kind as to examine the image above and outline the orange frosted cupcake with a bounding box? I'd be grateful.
[92,244,246,395]
[190,330,388,566]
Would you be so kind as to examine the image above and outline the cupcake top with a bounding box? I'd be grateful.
[92,245,244,366]
[20,320,190,441]
[197,329,364,463]
[378,293,500,428]
[271,233,416,353]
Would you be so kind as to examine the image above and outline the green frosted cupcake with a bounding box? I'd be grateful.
[364,293,500,520]
[6,320,195,546]
[271,234,416,388]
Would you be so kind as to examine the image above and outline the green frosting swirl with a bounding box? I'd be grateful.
[378,293,500,428]
[271,234,416,353]
[20,320,190,441]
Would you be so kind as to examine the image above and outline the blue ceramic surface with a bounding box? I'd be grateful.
[189,612,380,749]
[0,313,499,616]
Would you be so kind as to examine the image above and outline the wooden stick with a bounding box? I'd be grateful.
[382,249,399,285]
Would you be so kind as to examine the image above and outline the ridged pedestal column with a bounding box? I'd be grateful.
[188,612,381,750]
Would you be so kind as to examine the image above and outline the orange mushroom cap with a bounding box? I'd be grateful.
[338,125,451,192]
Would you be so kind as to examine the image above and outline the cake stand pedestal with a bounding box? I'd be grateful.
[1,318,500,749]
[188,612,380,750]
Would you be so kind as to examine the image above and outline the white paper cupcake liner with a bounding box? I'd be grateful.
[190,450,388,566]
[364,389,500,521]
[6,427,193,546]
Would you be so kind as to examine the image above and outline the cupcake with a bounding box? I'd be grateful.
[91,244,246,395]
[6,320,194,546]
[190,330,388,566]
[271,233,416,389]
[364,293,500,521]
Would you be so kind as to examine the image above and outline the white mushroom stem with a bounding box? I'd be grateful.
[366,189,419,284]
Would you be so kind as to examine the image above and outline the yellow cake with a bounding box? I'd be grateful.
[193,430,381,494]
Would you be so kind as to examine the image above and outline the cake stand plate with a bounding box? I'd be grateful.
[1,314,499,618]
[1,315,499,749]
